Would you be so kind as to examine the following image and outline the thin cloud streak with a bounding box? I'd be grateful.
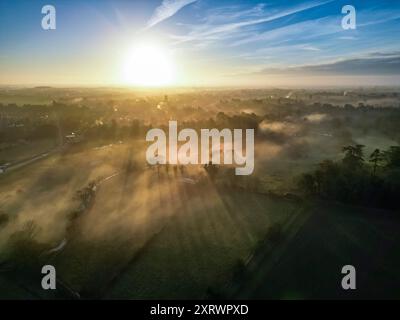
[146,0,198,29]
[169,0,335,45]
[252,55,400,76]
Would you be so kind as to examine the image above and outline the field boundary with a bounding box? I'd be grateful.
[226,203,313,299]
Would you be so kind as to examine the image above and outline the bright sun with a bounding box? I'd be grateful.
[122,44,176,87]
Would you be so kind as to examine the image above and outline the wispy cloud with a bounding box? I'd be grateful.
[146,0,197,29]
[298,44,321,51]
[200,3,266,24]
[367,51,400,58]
[230,15,340,47]
[339,36,358,40]
[255,54,400,76]
[169,0,335,45]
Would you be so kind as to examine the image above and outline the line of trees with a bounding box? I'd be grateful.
[299,145,400,210]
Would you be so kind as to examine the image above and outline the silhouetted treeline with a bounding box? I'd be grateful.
[1,101,262,146]
[299,145,400,210]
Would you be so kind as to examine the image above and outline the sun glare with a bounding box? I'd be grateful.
[122,44,176,87]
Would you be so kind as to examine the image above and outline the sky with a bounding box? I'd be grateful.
[0,0,400,87]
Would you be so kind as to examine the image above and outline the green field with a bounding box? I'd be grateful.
[235,202,400,299]
[0,139,299,299]
[1,126,399,299]
[0,139,57,165]
[50,165,298,298]
[103,190,297,299]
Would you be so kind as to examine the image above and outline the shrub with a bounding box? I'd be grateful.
[6,221,47,273]
[0,211,9,227]
[232,259,246,281]
[266,223,283,244]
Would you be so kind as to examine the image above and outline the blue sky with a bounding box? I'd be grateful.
[0,0,400,86]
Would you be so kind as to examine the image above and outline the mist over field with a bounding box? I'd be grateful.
[0,86,400,299]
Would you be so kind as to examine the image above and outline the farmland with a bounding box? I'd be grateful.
[1,87,400,299]
[234,202,400,299]
[0,137,299,299]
